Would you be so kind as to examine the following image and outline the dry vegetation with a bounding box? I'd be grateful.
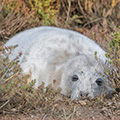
[0,0,120,120]
[0,0,58,41]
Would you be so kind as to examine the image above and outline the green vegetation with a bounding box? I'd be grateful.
[105,29,120,90]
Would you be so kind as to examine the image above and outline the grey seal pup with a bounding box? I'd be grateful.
[4,26,113,100]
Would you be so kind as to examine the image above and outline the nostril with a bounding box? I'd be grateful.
[96,78,103,86]
[80,91,83,97]
[80,92,88,97]
[85,93,89,97]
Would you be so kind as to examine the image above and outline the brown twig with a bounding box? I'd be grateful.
[0,99,10,109]
[66,0,71,23]
[83,18,103,28]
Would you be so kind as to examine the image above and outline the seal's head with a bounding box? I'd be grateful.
[63,55,114,100]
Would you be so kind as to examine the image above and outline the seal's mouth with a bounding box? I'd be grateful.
[70,84,114,100]
[71,92,90,100]
[70,88,91,100]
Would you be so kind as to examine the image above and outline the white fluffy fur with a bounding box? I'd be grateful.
[4,26,113,100]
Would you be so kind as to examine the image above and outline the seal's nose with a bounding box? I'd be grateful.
[79,91,89,97]
[80,91,83,97]
[96,78,103,86]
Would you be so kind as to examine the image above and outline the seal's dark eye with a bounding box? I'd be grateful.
[96,78,103,86]
[72,75,79,82]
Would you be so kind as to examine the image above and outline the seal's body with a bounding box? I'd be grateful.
[4,26,113,100]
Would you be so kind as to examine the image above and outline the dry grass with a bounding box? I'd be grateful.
[57,0,120,29]
[0,0,120,119]
[0,0,58,42]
